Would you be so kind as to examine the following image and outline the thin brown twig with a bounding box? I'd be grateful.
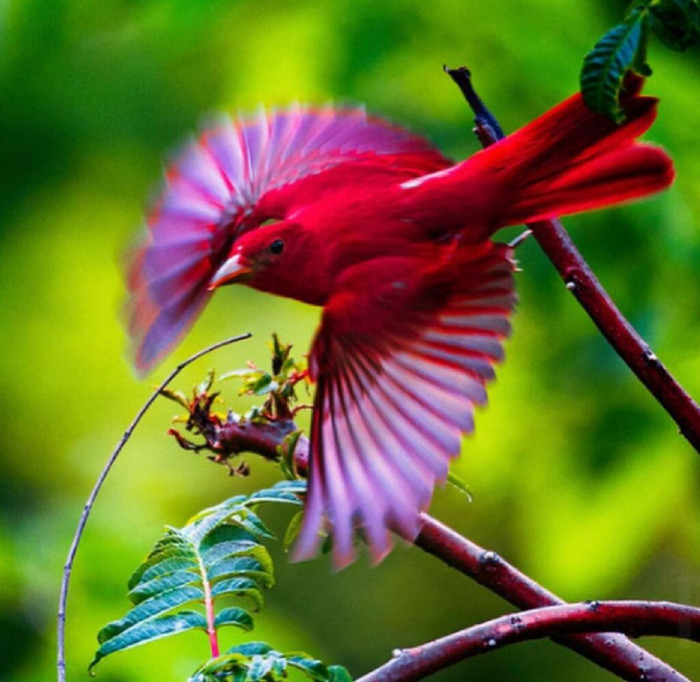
[444,65,700,452]
[356,600,700,682]
[56,332,252,682]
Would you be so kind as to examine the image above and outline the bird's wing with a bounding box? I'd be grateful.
[293,242,516,567]
[126,106,448,373]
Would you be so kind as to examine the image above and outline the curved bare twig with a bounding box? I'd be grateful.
[56,333,252,682]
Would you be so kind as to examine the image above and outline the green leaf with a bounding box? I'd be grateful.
[214,607,254,630]
[446,471,474,502]
[227,642,274,656]
[287,654,330,681]
[207,557,273,587]
[580,9,649,121]
[211,577,264,609]
[190,645,348,682]
[328,665,354,682]
[95,479,311,672]
[648,0,700,50]
[129,569,199,604]
[91,611,207,671]
[283,510,305,549]
[97,585,203,643]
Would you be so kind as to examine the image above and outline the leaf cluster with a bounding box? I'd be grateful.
[190,642,352,682]
[90,481,326,680]
[581,0,699,121]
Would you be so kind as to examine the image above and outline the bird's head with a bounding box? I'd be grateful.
[209,220,327,304]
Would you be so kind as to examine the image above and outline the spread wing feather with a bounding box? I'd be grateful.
[293,244,516,567]
[126,106,446,373]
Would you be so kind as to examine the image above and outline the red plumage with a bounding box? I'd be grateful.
[126,81,673,567]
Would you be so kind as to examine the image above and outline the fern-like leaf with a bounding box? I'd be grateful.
[90,481,305,672]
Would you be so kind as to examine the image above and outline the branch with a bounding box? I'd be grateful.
[415,516,689,681]
[357,600,700,682]
[171,402,690,681]
[56,333,252,682]
[444,65,700,453]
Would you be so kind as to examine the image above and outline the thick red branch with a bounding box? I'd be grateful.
[444,65,700,452]
[171,411,690,681]
[415,516,689,681]
[356,600,700,682]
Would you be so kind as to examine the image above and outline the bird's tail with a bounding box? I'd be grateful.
[409,78,674,238]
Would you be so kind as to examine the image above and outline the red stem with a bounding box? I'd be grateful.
[445,65,700,452]
[199,553,220,658]
[356,600,700,682]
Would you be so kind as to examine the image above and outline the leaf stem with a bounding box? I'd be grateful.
[197,551,220,658]
[444,65,700,453]
[56,333,251,682]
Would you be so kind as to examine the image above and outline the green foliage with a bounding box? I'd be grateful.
[580,0,699,120]
[219,334,309,414]
[190,642,352,682]
[91,481,307,675]
[581,9,650,123]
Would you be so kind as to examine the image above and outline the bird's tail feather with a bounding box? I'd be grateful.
[484,81,673,227]
[415,78,674,238]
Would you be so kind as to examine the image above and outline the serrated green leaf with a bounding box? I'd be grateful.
[91,611,207,671]
[200,522,259,546]
[207,557,273,587]
[128,530,197,589]
[98,585,204,643]
[231,509,276,540]
[288,654,330,681]
[131,554,198,591]
[202,540,265,568]
[214,607,254,631]
[649,0,700,49]
[580,10,648,121]
[129,569,199,603]
[248,484,305,506]
[211,577,264,609]
[227,642,274,656]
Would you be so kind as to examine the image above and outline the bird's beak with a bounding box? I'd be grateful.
[209,253,253,290]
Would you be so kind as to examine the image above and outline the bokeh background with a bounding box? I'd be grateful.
[1,1,698,680]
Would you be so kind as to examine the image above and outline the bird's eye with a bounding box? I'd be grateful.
[269,239,284,255]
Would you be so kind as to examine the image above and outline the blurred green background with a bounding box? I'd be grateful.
[1,1,698,680]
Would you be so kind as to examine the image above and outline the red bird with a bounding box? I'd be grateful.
[127,80,673,567]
